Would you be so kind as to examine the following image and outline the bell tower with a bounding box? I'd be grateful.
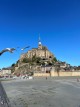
[38,36,42,49]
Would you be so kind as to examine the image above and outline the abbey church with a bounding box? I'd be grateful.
[20,37,54,61]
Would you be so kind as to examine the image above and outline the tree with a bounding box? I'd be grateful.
[32,55,36,62]
[52,57,57,63]
[36,57,41,63]
[16,60,19,64]
[11,63,15,67]
[32,55,41,63]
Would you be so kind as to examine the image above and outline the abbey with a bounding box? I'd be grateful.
[20,37,54,61]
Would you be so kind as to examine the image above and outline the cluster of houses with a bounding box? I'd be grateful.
[0,67,12,78]
[0,61,80,77]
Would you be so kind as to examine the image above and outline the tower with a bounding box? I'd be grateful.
[38,36,42,49]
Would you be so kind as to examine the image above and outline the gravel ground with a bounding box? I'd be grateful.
[1,77,80,107]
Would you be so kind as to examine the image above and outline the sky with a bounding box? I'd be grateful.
[0,0,80,69]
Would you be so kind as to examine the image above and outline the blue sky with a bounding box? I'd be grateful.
[0,0,80,68]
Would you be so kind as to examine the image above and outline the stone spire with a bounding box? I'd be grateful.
[38,35,42,49]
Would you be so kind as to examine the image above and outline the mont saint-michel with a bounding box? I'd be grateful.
[0,37,78,77]
[0,37,80,77]
[14,37,55,75]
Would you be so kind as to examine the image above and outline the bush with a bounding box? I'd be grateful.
[32,55,41,63]
[22,58,31,63]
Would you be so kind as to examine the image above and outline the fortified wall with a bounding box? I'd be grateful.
[34,67,80,77]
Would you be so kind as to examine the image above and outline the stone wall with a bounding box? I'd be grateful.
[34,70,80,77]
[51,70,80,77]
[34,73,50,77]
[50,67,80,76]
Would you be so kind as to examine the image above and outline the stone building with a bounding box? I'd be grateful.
[1,68,11,76]
[20,37,54,61]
